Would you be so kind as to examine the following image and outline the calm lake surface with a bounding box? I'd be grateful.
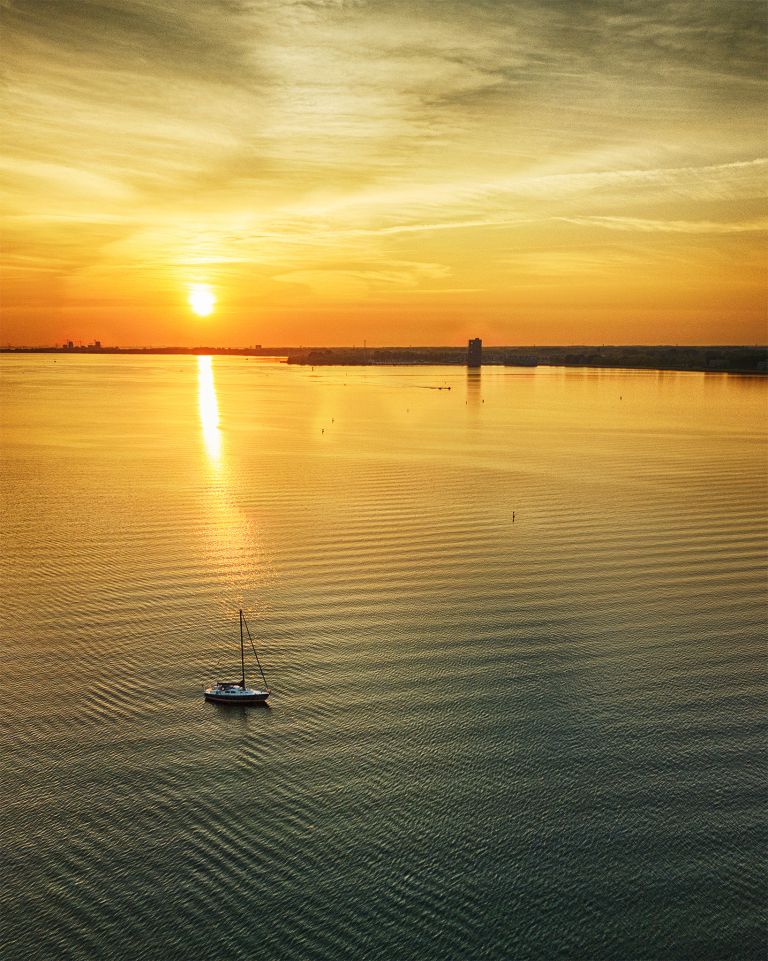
[1,356,765,961]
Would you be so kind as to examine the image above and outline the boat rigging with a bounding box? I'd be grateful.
[204,609,271,705]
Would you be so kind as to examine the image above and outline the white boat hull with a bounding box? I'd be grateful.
[204,685,270,705]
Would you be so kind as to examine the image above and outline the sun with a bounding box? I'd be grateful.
[188,284,216,317]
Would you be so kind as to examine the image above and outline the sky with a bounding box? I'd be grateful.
[1,0,766,346]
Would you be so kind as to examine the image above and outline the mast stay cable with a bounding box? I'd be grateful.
[242,613,270,689]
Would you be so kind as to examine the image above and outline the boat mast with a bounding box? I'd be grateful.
[239,609,246,688]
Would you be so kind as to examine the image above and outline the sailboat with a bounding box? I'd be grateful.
[204,609,271,705]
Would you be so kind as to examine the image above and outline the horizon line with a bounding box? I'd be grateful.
[2,343,767,351]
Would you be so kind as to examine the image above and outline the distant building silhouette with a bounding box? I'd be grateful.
[467,338,482,367]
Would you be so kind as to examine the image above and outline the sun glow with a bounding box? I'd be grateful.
[188,284,216,317]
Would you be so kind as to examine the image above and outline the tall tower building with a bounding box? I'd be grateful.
[467,338,482,367]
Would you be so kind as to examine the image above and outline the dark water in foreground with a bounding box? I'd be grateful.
[1,356,765,961]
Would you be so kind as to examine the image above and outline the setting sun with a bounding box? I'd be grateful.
[188,284,216,317]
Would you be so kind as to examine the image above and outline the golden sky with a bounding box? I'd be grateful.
[2,0,766,346]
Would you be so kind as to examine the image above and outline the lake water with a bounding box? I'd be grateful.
[1,355,765,961]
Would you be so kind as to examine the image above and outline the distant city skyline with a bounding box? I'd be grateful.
[2,1,766,347]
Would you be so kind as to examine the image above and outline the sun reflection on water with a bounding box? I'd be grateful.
[197,356,221,462]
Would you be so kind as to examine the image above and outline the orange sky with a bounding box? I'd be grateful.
[2,1,766,346]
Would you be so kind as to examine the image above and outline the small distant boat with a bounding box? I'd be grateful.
[204,609,271,705]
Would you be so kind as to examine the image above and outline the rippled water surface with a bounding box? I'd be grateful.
[1,356,765,960]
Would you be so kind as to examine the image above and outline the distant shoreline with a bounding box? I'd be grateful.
[1,344,765,375]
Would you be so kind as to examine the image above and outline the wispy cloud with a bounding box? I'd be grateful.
[559,215,768,234]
